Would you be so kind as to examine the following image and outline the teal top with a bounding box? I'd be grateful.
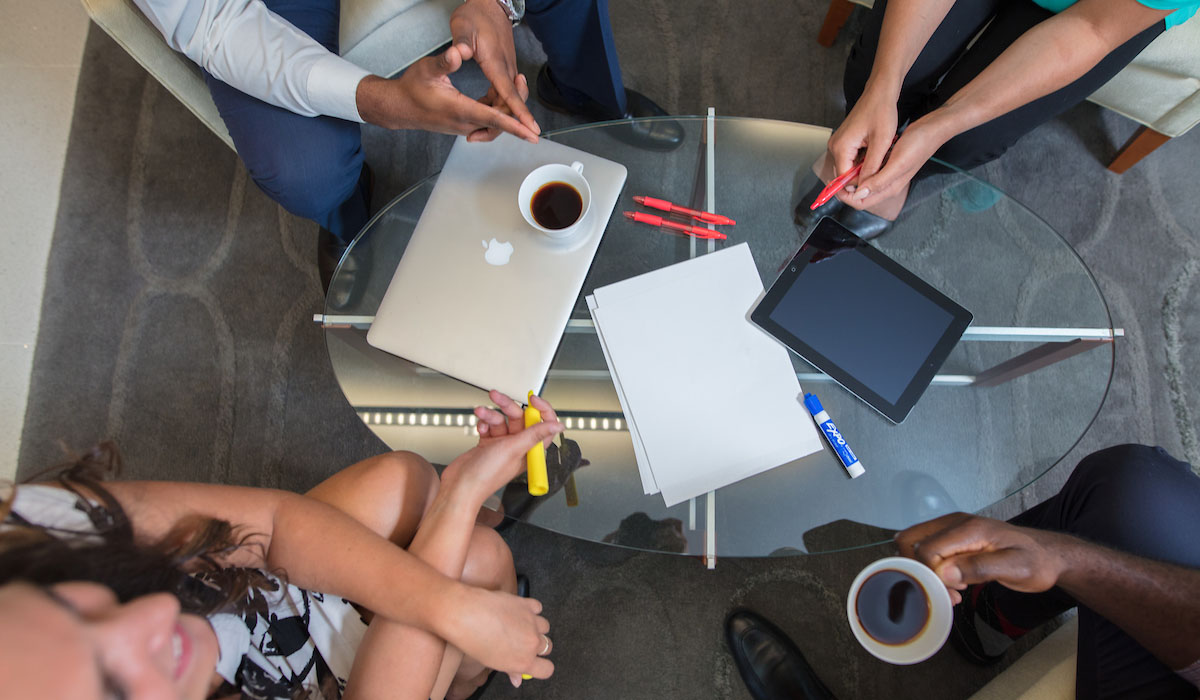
[1032,0,1197,28]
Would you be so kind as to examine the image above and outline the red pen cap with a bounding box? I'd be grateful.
[635,196,672,210]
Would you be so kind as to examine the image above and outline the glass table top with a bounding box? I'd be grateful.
[323,116,1114,559]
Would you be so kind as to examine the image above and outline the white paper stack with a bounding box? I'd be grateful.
[586,243,824,506]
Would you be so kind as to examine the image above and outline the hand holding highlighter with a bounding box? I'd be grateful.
[525,391,549,496]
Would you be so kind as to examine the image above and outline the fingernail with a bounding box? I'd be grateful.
[845,184,856,193]
[854,187,870,201]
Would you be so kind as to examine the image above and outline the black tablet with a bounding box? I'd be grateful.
[750,217,972,423]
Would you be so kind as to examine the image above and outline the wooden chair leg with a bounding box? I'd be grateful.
[1108,126,1170,174]
[818,0,857,47]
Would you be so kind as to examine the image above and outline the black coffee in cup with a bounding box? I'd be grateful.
[531,181,583,230]
[854,569,930,645]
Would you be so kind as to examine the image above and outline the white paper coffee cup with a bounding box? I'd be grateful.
[846,556,953,665]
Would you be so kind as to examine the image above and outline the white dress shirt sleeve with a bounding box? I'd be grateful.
[130,0,372,123]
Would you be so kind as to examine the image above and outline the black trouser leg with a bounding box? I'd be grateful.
[991,445,1200,699]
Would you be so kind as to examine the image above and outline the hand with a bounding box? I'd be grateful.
[838,117,945,211]
[440,397,564,503]
[895,513,1070,604]
[450,0,540,140]
[355,46,538,142]
[826,87,899,189]
[467,75,532,143]
[442,584,554,684]
[474,390,558,445]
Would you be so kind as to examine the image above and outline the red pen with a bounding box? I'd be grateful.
[810,135,900,210]
[623,211,727,240]
[633,196,736,226]
[810,166,863,210]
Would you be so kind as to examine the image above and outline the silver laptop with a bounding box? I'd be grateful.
[366,134,628,400]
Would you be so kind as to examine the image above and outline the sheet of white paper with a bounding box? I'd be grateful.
[586,294,658,494]
[591,244,823,506]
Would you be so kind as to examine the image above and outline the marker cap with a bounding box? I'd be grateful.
[803,393,823,415]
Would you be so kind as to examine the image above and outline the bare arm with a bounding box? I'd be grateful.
[921,0,1169,145]
[83,429,559,679]
[848,0,1169,208]
[342,395,562,698]
[897,513,1200,670]
[826,0,957,179]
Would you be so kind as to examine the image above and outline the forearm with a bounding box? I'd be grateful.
[262,492,467,638]
[1054,534,1200,670]
[916,13,1112,141]
[864,0,957,97]
[349,487,490,699]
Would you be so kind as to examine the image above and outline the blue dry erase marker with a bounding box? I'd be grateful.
[804,393,865,479]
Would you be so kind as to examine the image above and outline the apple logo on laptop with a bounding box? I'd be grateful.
[482,238,514,266]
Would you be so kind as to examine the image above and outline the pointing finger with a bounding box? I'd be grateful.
[453,93,538,142]
[476,60,539,137]
[503,420,564,458]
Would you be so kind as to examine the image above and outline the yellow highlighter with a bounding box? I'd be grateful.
[525,391,549,496]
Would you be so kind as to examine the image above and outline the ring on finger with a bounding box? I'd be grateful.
[538,634,551,656]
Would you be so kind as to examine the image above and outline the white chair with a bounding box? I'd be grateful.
[967,616,1078,700]
[816,0,1200,173]
[79,0,460,150]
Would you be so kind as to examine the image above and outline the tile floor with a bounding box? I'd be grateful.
[0,0,90,480]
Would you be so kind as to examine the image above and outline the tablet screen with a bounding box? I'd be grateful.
[766,248,955,404]
[751,217,972,422]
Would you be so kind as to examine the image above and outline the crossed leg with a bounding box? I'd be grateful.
[305,450,517,700]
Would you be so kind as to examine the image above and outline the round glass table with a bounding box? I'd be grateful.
[323,116,1115,559]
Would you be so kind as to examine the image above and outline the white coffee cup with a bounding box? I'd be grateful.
[846,556,953,665]
[518,161,592,239]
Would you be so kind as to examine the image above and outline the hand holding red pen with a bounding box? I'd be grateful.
[826,92,899,191]
[837,120,943,211]
[814,132,902,210]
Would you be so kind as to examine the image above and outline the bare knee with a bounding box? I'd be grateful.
[461,526,516,594]
[316,451,439,545]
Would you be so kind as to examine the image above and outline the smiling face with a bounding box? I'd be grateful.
[0,581,220,700]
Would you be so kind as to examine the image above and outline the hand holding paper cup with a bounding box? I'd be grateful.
[846,556,953,664]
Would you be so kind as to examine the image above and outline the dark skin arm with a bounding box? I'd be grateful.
[897,513,1200,670]
[450,0,541,142]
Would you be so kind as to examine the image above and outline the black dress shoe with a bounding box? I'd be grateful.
[317,163,373,310]
[833,204,892,241]
[317,229,368,311]
[535,65,684,152]
[794,180,845,232]
[725,609,836,700]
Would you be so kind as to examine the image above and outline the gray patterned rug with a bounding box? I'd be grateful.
[19,2,1200,697]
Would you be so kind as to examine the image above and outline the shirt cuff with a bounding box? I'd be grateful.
[306,55,372,123]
